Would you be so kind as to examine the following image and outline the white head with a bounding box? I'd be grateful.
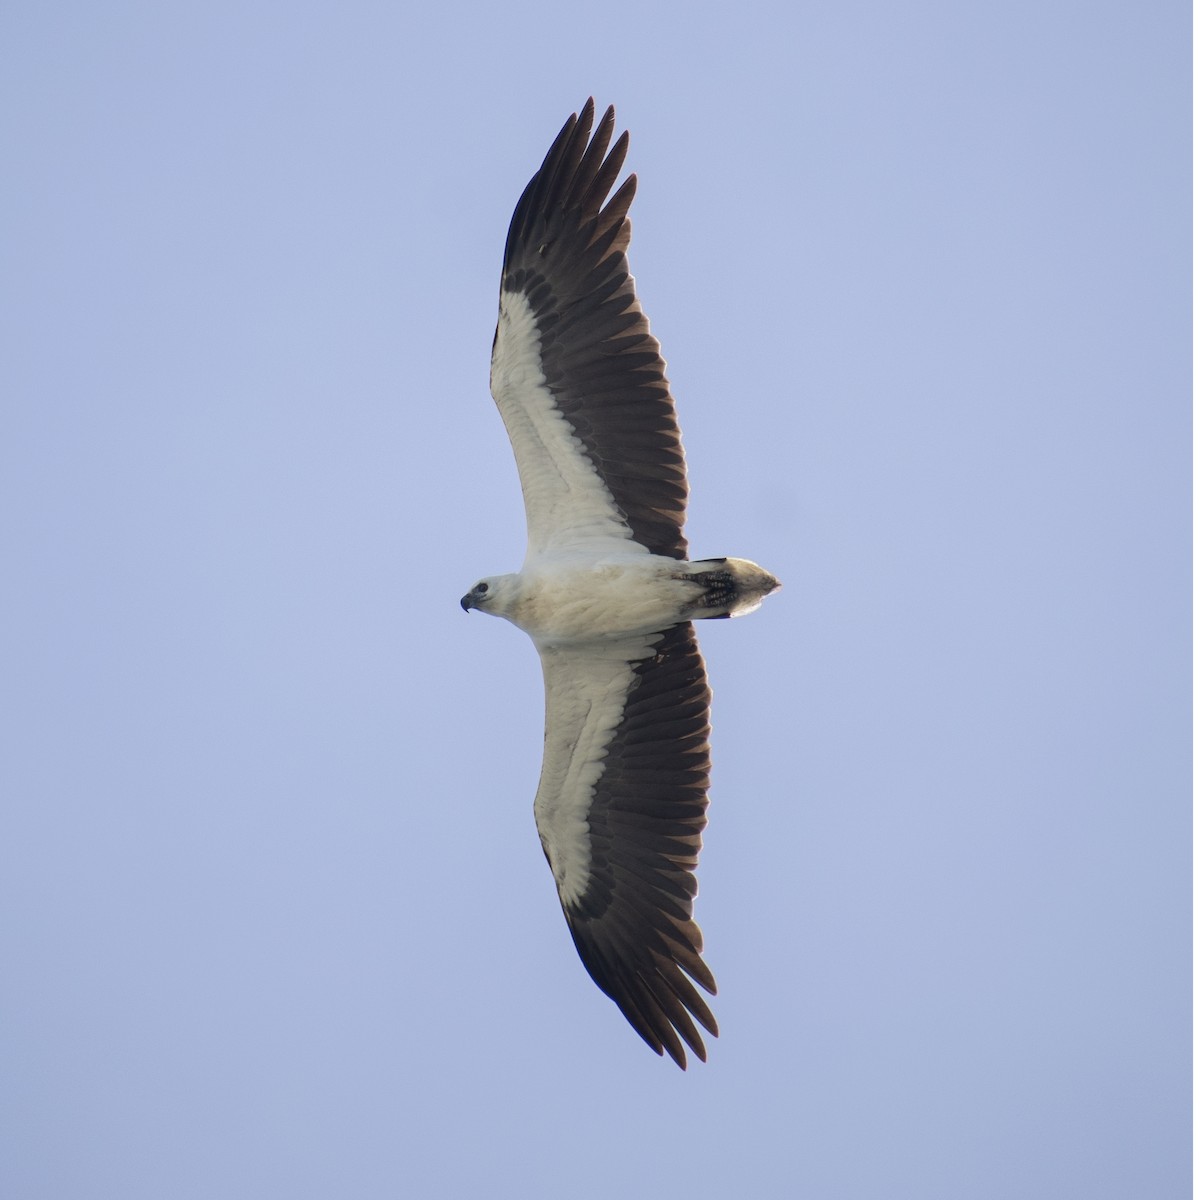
[459,573,521,620]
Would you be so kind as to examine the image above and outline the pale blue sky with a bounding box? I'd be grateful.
[1,2,1189,1197]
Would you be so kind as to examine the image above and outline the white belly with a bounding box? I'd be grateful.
[511,558,688,645]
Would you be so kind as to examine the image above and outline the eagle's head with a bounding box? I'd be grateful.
[460,574,520,618]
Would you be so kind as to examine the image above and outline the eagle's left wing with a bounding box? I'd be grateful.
[489,99,689,565]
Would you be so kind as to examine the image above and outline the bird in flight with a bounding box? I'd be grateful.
[462,100,779,1067]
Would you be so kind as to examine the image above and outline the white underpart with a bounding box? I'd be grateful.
[534,634,657,906]
[490,289,646,565]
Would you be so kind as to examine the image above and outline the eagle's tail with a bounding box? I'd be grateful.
[676,557,781,620]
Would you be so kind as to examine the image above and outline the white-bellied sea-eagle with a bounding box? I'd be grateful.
[461,100,780,1068]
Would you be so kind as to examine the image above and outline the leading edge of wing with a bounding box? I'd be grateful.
[491,100,689,562]
[535,623,716,1068]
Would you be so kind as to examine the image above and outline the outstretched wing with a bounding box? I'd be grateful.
[534,623,716,1068]
[490,99,689,563]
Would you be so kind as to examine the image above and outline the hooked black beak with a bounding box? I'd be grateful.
[460,593,475,613]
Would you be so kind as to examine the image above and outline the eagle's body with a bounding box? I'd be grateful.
[470,556,777,644]
[462,101,779,1068]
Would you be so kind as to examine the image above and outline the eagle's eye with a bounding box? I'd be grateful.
[474,582,489,595]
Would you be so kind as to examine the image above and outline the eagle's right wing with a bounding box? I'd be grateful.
[533,623,716,1068]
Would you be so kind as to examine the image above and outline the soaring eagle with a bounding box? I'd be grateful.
[462,100,779,1067]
